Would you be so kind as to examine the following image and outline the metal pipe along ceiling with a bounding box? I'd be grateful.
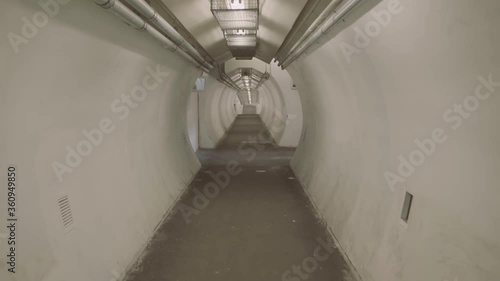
[279,0,363,68]
[94,0,212,72]
[122,0,213,70]
[274,0,324,63]
[276,0,342,63]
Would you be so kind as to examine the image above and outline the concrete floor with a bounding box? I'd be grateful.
[125,115,356,281]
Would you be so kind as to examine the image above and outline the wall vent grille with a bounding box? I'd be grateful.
[58,195,74,232]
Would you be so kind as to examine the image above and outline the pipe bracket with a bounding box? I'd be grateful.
[149,12,159,23]
[168,45,178,52]
[137,21,148,31]
[96,0,115,9]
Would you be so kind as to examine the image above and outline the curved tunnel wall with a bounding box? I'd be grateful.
[288,0,500,281]
[260,78,288,144]
[1,1,203,280]
[198,78,239,149]
[2,1,499,281]
[258,62,303,147]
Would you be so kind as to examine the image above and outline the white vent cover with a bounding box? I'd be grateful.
[193,77,206,92]
[58,194,74,232]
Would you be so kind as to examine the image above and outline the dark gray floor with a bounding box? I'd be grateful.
[125,115,356,281]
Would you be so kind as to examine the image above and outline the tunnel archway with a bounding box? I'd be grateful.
[1,0,499,281]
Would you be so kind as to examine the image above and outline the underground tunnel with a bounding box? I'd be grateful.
[1,0,499,281]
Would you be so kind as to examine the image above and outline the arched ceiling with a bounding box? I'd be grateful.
[159,0,308,64]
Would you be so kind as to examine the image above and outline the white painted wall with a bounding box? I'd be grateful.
[242,105,257,114]
[3,1,498,281]
[198,76,238,148]
[270,62,303,147]
[187,91,199,151]
[259,76,290,144]
[0,1,202,281]
[288,1,500,281]
[235,98,244,115]
[253,62,303,147]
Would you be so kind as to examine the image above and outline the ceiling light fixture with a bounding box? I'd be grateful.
[212,0,259,57]
[211,0,259,30]
[230,0,245,9]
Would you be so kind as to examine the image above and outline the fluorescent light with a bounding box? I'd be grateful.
[211,0,258,10]
[211,0,259,30]
[230,0,245,9]
[213,11,258,30]
[225,29,257,36]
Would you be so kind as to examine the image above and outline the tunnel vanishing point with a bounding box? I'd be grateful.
[1,0,499,281]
